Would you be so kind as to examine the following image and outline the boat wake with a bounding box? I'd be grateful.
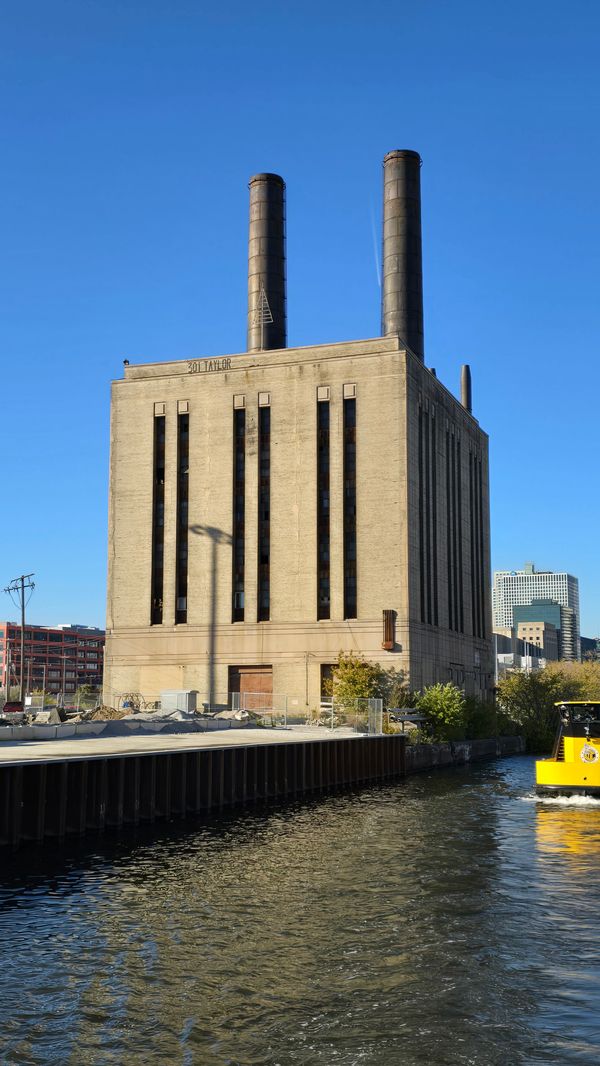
[521,792,600,807]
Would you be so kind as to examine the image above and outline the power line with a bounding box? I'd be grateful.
[3,573,35,705]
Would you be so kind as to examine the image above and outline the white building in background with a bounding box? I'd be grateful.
[492,562,580,660]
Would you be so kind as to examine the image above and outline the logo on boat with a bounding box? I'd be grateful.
[580,743,599,764]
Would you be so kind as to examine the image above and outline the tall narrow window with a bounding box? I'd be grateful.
[445,430,451,627]
[469,450,485,639]
[257,405,270,621]
[419,406,438,627]
[446,430,464,633]
[477,455,486,638]
[419,406,426,622]
[431,413,439,626]
[469,451,478,638]
[317,398,330,619]
[175,413,189,624]
[151,415,166,624]
[456,440,464,632]
[343,397,357,618]
[232,407,245,622]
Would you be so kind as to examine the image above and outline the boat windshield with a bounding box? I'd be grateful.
[557,703,600,727]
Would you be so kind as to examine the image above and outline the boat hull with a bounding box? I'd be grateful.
[536,735,600,796]
[536,784,600,798]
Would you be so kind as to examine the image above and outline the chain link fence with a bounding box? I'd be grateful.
[107,691,384,734]
[231,691,289,726]
[316,698,383,734]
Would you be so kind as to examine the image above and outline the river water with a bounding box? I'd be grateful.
[1,755,600,1065]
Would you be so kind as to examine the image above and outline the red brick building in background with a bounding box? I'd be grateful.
[0,622,104,702]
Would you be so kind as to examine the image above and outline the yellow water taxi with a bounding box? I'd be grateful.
[536,702,600,797]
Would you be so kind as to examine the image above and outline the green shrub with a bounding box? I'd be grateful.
[417,682,467,741]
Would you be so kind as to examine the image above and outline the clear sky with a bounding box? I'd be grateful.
[1,0,599,634]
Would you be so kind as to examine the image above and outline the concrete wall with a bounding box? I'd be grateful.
[405,735,525,773]
[0,718,249,742]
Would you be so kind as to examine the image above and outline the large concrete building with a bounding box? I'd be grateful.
[104,151,493,712]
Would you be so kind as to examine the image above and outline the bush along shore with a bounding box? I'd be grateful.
[328,656,526,750]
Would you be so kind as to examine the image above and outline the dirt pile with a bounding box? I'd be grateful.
[71,705,129,722]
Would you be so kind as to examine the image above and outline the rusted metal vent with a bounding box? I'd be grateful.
[382,609,396,650]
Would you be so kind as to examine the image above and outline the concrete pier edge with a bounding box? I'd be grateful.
[0,734,524,850]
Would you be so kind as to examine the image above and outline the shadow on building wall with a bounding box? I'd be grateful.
[189,524,233,709]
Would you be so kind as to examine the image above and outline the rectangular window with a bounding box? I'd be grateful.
[175,412,189,623]
[446,430,463,633]
[320,664,335,700]
[343,397,357,619]
[151,414,166,624]
[317,398,330,620]
[232,407,245,622]
[257,405,271,621]
[469,451,486,639]
[456,440,464,632]
[419,406,439,627]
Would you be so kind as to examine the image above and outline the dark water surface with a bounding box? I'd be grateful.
[2,755,600,1065]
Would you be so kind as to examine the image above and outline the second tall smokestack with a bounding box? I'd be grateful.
[381,150,424,361]
[247,173,287,352]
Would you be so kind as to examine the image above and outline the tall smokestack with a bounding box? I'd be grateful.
[461,364,472,413]
[247,173,287,352]
[381,150,424,361]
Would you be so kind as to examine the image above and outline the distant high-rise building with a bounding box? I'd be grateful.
[513,600,577,661]
[492,563,580,660]
[515,620,558,661]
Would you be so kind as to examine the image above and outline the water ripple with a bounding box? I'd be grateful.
[1,757,600,1064]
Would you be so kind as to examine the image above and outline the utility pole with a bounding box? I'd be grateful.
[4,644,11,702]
[60,653,76,710]
[3,573,35,707]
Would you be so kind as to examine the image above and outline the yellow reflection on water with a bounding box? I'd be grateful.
[535,801,600,863]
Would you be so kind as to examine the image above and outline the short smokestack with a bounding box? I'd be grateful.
[381,150,424,361]
[461,364,472,413]
[247,173,287,352]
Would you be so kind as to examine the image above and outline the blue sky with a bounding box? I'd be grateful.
[1,0,599,633]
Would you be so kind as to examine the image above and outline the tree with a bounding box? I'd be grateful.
[327,653,416,711]
[496,669,566,751]
[379,668,419,711]
[417,683,467,741]
[75,683,99,710]
[328,652,383,708]
[544,660,600,700]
